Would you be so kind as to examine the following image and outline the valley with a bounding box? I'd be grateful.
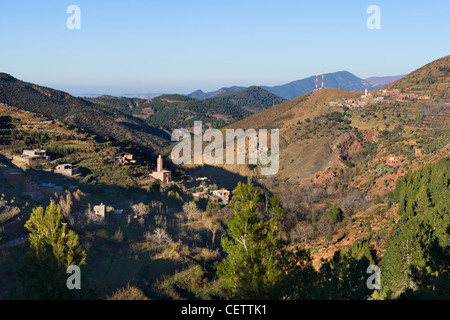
[0,55,449,301]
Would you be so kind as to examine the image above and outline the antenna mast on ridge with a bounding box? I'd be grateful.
[322,71,324,89]
[316,72,318,91]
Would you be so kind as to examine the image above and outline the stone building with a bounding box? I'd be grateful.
[13,149,50,166]
[212,189,230,204]
[54,164,80,177]
[93,203,106,218]
[115,154,137,165]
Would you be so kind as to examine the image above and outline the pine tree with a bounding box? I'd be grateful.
[380,219,434,298]
[215,178,311,299]
[19,200,87,299]
[380,157,450,299]
[415,184,431,215]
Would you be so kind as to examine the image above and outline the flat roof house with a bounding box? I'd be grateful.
[115,154,137,165]
[212,189,230,204]
[93,203,106,218]
[13,149,50,166]
[54,164,80,177]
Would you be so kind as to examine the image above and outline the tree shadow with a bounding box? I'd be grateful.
[185,164,263,191]
[116,121,171,141]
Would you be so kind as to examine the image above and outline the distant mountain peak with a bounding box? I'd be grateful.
[364,75,406,87]
[188,86,245,100]
[190,71,403,102]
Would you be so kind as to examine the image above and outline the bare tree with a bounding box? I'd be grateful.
[73,189,86,202]
[290,222,315,244]
[182,201,200,221]
[146,228,173,245]
[59,191,73,218]
[0,205,20,224]
[131,202,150,217]
[203,215,222,246]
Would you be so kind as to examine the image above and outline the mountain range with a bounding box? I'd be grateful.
[0,73,170,154]
[364,75,406,87]
[76,71,404,104]
[188,71,405,101]
[181,55,449,185]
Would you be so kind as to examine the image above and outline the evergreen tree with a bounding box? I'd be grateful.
[379,157,450,299]
[315,238,377,299]
[19,200,87,299]
[215,178,312,299]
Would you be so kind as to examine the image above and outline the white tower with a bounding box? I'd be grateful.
[322,71,324,89]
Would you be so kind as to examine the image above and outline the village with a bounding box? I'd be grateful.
[328,88,432,109]
[2,146,231,223]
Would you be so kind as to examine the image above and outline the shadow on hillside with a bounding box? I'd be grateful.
[0,152,16,168]
[117,121,171,140]
[185,164,260,190]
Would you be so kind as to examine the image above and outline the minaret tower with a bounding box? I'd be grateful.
[157,155,163,172]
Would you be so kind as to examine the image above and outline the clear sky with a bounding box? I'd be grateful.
[0,0,448,95]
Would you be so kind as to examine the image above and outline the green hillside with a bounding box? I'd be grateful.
[209,86,286,112]
[0,73,170,153]
[87,93,252,131]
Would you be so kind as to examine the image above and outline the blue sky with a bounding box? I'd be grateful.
[0,0,448,95]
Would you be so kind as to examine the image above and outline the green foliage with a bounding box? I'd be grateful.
[326,206,343,223]
[215,178,312,299]
[393,157,449,217]
[167,190,183,210]
[381,157,450,299]
[327,111,344,123]
[147,179,161,196]
[315,238,378,299]
[132,94,251,130]
[210,86,286,111]
[19,201,87,299]
[206,198,220,212]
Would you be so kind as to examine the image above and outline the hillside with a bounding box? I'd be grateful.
[178,55,450,187]
[85,95,148,112]
[177,88,362,183]
[177,56,450,280]
[385,55,450,100]
[129,94,252,131]
[0,103,159,188]
[209,86,286,112]
[0,103,217,300]
[0,73,170,153]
